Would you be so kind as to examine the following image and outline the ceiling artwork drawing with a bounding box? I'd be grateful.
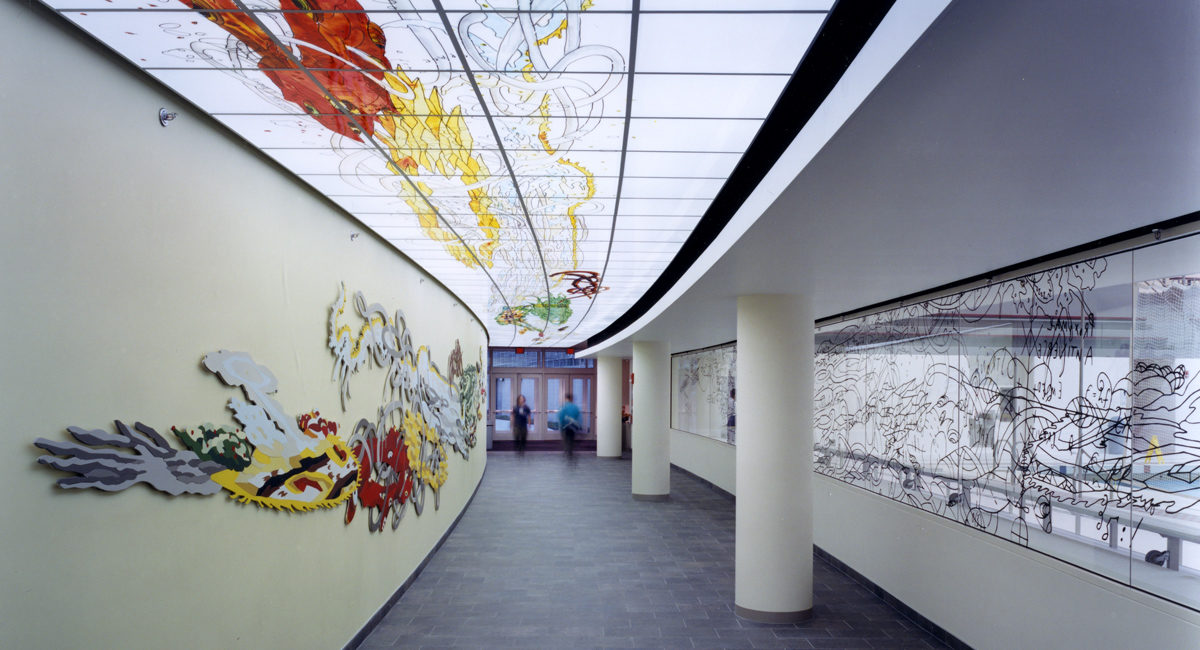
[45,0,836,346]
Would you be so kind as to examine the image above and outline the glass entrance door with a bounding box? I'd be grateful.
[493,373,546,442]
[491,367,596,445]
[571,375,594,439]
[545,375,565,440]
[545,375,593,440]
[491,374,514,439]
[515,374,542,440]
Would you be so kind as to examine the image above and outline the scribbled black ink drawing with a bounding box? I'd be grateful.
[814,250,1200,610]
[672,344,736,444]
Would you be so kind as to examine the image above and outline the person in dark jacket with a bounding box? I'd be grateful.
[512,394,532,454]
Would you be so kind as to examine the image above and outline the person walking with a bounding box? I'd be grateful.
[558,392,582,458]
[512,394,532,454]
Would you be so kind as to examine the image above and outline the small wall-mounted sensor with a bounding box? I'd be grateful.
[350,232,360,241]
[159,108,178,127]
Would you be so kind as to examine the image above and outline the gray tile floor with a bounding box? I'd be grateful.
[359,452,950,649]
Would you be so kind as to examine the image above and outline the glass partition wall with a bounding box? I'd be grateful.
[814,235,1200,612]
[671,342,737,444]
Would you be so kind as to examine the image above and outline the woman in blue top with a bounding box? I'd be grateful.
[557,393,582,457]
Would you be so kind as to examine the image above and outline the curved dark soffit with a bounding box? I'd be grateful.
[580,0,898,350]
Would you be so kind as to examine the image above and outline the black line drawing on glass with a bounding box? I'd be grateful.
[672,343,736,444]
[814,252,1200,609]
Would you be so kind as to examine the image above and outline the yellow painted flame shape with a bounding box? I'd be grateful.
[210,425,361,512]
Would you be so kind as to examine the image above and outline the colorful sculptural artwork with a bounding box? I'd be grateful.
[174,0,612,341]
[35,350,361,511]
[329,284,485,531]
[35,285,484,532]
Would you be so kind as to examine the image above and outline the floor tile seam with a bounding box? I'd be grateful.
[810,553,959,649]
[360,456,949,650]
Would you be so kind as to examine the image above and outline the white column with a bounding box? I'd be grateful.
[735,294,813,623]
[596,355,623,458]
[631,340,669,500]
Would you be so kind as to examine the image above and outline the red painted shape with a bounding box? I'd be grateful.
[182,0,393,141]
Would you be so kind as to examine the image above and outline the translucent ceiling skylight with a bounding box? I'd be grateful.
[44,0,831,346]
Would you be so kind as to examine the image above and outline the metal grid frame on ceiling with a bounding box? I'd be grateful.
[41,0,836,346]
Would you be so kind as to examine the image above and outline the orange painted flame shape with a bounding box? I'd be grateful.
[184,0,392,141]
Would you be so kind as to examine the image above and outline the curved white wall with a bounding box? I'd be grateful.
[814,477,1200,649]
[670,378,1200,647]
[0,4,486,648]
[671,420,1200,648]
[670,430,735,494]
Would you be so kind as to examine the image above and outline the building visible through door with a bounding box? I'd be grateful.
[488,348,596,450]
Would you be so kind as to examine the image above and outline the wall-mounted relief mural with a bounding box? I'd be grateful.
[329,284,484,531]
[35,351,360,510]
[814,236,1200,611]
[34,284,484,532]
[671,343,736,445]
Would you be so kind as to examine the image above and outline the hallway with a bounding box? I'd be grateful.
[358,453,951,649]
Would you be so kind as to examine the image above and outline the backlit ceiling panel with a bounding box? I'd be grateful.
[44,0,832,346]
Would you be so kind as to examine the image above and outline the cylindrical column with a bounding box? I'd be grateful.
[735,294,813,622]
[631,340,669,500]
[596,355,624,458]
